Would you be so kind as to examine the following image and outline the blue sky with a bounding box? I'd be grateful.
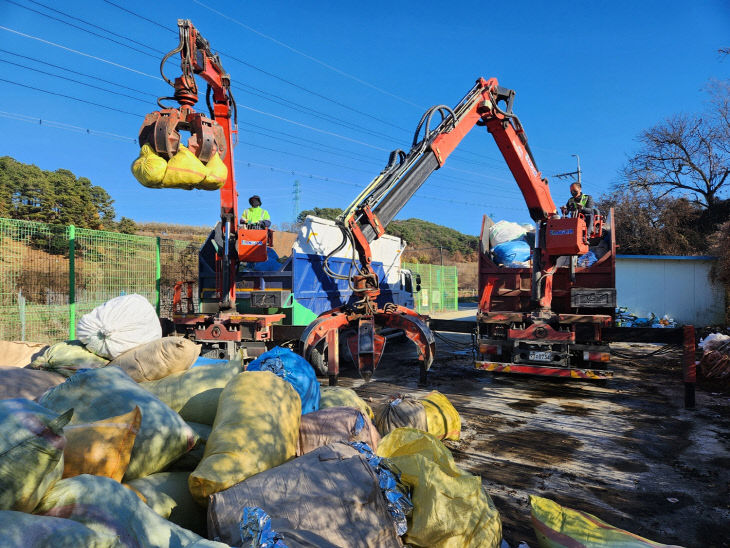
[0,0,728,235]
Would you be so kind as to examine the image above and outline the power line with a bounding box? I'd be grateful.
[0,48,157,98]
[237,161,526,210]
[0,58,153,104]
[0,110,137,142]
[100,1,418,134]
[232,82,397,144]
[0,25,163,80]
[101,0,177,34]
[23,0,167,55]
[236,103,390,152]
[0,105,522,210]
[0,78,144,117]
[2,0,159,59]
[192,0,425,110]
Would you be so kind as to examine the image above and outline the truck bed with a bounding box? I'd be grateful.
[336,334,730,547]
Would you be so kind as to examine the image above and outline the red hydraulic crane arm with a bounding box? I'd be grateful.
[162,20,239,228]
[430,77,556,222]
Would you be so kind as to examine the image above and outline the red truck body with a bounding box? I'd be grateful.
[475,210,617,379]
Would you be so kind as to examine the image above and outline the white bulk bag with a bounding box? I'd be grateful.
[489,220,527,248]
[76,294,161,359]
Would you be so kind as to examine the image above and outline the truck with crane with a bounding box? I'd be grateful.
[299,77,617,384]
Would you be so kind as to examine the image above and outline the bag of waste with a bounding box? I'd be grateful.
[374,395,427,437]
[76,294,162,359]
[208,442,404,547]
[126,472,207,536]
[139,359,242,425]
[529,495,683,548]
[489,220,527,247]
[0,398,72,512]
[577,251,597,268]
[699,332,730,352]
[377,428,502,548]
[420,390,461,441]
[131,144,167,188]
[39,366,197,481]
[62,407,141,481]
[0,340,48,367]
[298,406,381,455]
[247,346,320,414]
[251,247,281,272]
[0,510,118,548]
[493,240,532,267]
[189,371,301,505]
[35,474,228,548]
[199,151,228,190]
[0,366,65,400]
[167,422,212,471]
[320,386,374,419]
[161,144,207,189]
[29,340,109,377]
[109,337,201,382]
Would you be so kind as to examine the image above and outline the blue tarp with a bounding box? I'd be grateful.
[246,346,320,414]
[493,240,531,266]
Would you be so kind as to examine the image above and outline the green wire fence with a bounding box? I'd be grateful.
[403,262,458,314]
[0,217,199,343]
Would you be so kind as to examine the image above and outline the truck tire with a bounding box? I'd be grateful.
[308,333,355,378]
[309,342,328,377]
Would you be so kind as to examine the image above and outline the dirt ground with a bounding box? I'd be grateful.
[336,335,730,548]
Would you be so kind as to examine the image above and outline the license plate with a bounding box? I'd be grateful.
[529,351,552,362]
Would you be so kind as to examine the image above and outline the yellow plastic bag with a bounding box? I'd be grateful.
[377,428,501,548]
[131,144,167,188]
[62,407,141,482]
[188,371,301,505]
[530,495,684,548]
[319,386,374,419]
[199,152,227,190]
[161,144,206,189]
[421,390,461,441]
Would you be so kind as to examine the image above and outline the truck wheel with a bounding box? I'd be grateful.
[309,342,329,377]
[308,333,354,378]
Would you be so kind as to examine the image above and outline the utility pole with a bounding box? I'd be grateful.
[553,154,582,185]
[292,179,301,223]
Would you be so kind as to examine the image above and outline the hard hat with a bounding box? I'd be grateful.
[248,195,262,206]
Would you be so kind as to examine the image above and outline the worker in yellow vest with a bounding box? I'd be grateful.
[241,195,271,229]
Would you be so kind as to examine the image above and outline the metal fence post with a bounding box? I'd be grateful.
[68,225,76,339]
[156,236,161,315]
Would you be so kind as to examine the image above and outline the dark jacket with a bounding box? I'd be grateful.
[566,193,594,215]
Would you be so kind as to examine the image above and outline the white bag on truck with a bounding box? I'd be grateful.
[76,294,161,359]
[489,220,527,248]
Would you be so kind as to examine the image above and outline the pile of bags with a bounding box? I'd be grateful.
[489,218,602,269]
[131,144,227,191]
[489,220,533,268]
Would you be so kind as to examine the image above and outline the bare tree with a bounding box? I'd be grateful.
[622,83,730,212]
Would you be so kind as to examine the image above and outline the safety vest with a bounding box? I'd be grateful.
[241,207,270,224]
[569,194,588,209]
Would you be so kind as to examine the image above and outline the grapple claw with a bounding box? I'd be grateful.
[300,305,434,382]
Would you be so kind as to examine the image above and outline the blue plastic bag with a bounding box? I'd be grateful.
[247,346,320,414]
[577,251,597,267]
[240,507,288,548]
[252,248,281,272]
[492,240,531,266]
